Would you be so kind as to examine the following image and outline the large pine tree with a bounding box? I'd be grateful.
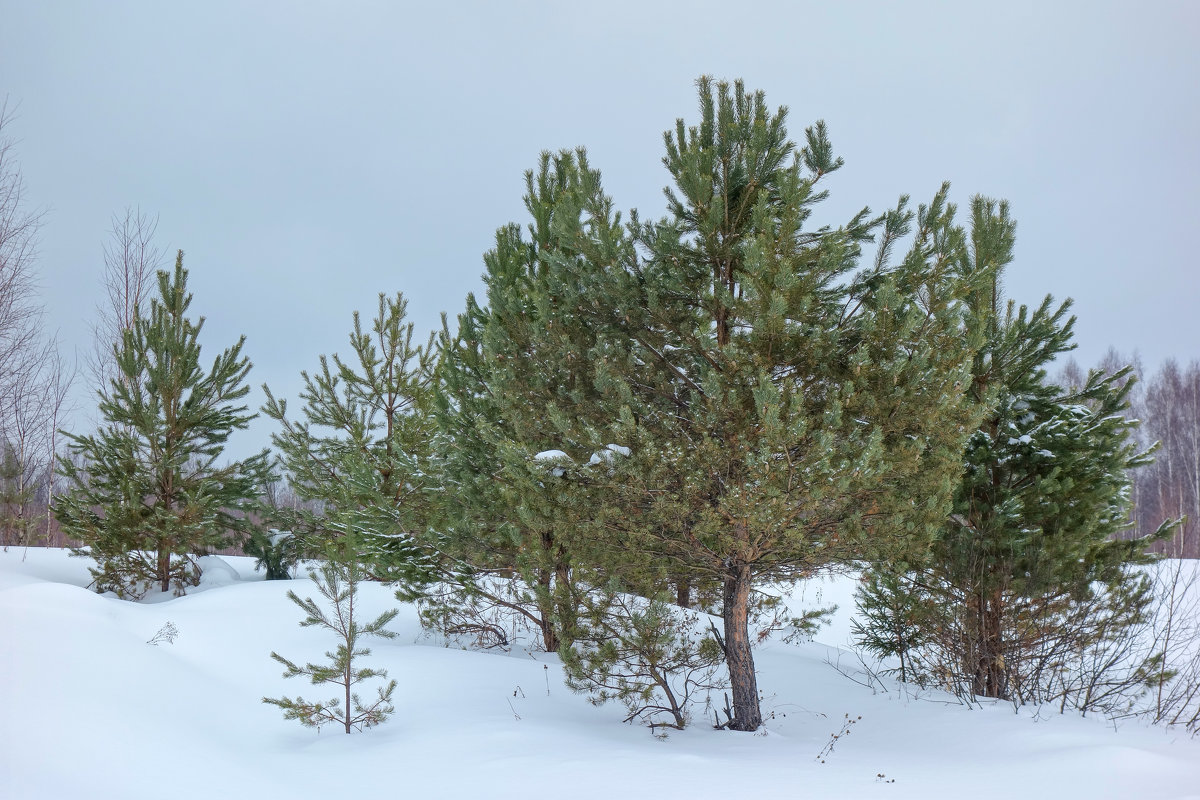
[56,253,270,597]
[458,78,985,730]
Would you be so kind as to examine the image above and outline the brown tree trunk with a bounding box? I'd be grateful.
[675,576,692,608]
[538,615,559,653]
[157,543,170,594]
[971,591,1006,699]
[553,555,575,649]
[534,563,559,653]
[533,531,573,653]
[345,580,354,733]
[723,562,762,731]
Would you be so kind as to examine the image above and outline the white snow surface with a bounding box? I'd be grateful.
[2,548,1198,799]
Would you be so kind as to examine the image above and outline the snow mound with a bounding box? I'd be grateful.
[196,555,242,587]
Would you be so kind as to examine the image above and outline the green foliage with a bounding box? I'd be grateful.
[243,528,300,581]
[429,155,619,653]
[0,440,35,547]
[56,253,270,598]
[851,570,937,684]
[466,77,982,731]
[263,546,399,734]
[855,207,1177,703]
[432,77,996,732]
[263,293,441,598]
[785,604,839,644]
[561,583,725,731]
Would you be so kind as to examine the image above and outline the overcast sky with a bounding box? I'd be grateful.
[3,0,1198,460]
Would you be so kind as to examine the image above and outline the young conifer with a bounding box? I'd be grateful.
[855,200,1177,701]
[0,441,35,547]
[430,158,614,653]
[56,253,270,597]
[561,585,725,731]
[263,293,440,597]
[264,537,399,734]
[243,528,300,580]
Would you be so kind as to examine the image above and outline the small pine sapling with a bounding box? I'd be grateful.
[264,554,398,734]
[244,528,301,580]
[561,584,725,732]
[851,569,934,684]
[56,255,271,597]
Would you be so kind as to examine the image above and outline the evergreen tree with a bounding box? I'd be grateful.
[605,81,980,731]
[850,569,932,685]
[855,201,1176,701]
[456,79,984,730]
[264,537,398,734]
[56,253,270,597]
[263,293,440,597]
[560,583,725,731]
[431,157,609,653]
[243,528,301,580]
[0,440,35,547]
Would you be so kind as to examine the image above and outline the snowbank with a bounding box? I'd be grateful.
[1,547,1197,799]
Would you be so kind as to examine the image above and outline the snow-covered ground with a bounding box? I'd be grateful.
[2,548,1198,800]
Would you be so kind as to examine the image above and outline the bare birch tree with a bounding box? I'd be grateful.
[1142,359,1199,557]
[0,339,75,548]
[1080,352,1200,558]
[0,99,72,550]
[88,206,163,393]
[39,347,76,546]
[0,99,46,436]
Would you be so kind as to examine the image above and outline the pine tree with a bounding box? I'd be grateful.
[56,253,270,598]
[263,293,440,598]
[263,537,398,734]
[243,528,301,580]
[850,569,932,685]
[455,79,983,730]
[610,82,979,731]
[560,584,725,731]
[855,200,1176,701]
[0,440,35,547]
[431,157,610,653]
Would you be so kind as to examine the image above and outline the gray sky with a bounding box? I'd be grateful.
[3,0,1198,460]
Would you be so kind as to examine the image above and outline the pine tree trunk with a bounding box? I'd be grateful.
[723,562,762,731]
[538,615,559,654]
[971,591,1006,699]
[675,577,692,609]
[534,564,559,652]
[157,543,170,594]
[344,688,351,734]
[553,555,575,649]
[345,578,352,734]
[533,531,559,652]
[531,531,574,653]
